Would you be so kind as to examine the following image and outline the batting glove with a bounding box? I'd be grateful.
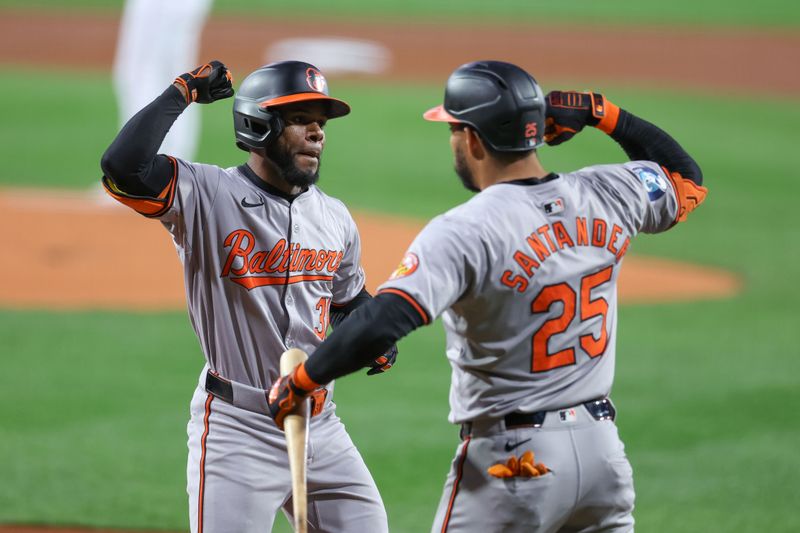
[174,60,234,105]
[366,345,398,376]
[487,450,551,479]
[544,91,619,146]
[267,363,320,430]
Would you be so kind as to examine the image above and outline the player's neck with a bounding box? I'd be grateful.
[479,154,548,190]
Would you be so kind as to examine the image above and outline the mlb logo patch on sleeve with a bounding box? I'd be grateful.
[634,167,668,201]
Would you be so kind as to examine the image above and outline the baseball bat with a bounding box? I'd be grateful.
[280,348,310,533]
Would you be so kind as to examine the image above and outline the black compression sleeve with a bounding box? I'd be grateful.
[100,85,189,196]
[610,109,703,186]
[304,293,426,384]
[330,287,372,329]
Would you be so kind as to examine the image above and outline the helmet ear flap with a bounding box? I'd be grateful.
[234,107,285,152]
[260,110,284,148]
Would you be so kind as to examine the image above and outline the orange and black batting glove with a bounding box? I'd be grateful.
[267,362,322,430]
[366,344,398,376]
[487,450,551,479]
[544,90,620,146]
[173,60,234,105]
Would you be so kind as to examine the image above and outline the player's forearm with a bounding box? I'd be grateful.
[330,287,372,329]
[305,293,424,384]
[609,109,703,185]
[100,85,189,196]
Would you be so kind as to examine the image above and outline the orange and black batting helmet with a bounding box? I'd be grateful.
[233,61,351,151]
[424,60,546,151]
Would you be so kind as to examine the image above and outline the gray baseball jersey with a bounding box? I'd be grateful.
[105,159,388,532]
[379,161,681,423]
[377,160,702,532]
[109,158,365,388]
[167,160,365,389]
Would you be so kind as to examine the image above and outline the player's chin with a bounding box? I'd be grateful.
[284,164,321,188]
[295,153,320,173]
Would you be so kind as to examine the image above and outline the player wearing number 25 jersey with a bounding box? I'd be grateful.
[268,60,706,532]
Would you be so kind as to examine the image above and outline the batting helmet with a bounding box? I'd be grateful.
[233,61,351,151]
[423,60,545,151]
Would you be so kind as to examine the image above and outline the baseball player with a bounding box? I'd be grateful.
[268,60,707,532]
[100,60,395,532]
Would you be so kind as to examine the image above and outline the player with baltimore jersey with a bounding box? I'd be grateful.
[100,60,394,533]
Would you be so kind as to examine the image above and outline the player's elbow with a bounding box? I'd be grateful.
[685,158,703,186]
[100,148,124,184]
[100,147,147,193]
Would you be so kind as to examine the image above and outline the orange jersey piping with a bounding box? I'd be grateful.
[441,436,471,532]
[197,393,214,533]
[377,288,431,325]
[101,156,179,218]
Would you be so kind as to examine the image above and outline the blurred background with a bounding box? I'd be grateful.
[0,1,798,532]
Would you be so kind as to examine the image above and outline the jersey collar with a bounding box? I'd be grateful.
[238,164,307,203]
[505,173,560,186]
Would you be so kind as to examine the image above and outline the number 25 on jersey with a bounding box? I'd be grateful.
[531,265,613,373]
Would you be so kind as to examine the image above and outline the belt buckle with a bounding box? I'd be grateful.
[584,398,615,421]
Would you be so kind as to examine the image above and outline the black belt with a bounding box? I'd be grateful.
[205,369,328,417]
[206,371,234,403]
[460,398,616,440]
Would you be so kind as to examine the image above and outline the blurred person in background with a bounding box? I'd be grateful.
[113,0,213,161]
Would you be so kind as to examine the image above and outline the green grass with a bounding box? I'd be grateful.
[1,0,799,27]
[2,71,800,531]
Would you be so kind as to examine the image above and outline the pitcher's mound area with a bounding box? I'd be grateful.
[0,188,740,310]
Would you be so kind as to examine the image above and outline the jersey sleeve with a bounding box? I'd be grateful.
[376,215,480,325]
[330,209,367,305]
[102,158,222,248]
[101,155,180,218]
[594,161,707,235]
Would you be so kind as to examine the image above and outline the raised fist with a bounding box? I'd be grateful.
[174,60,234,105]
[544,91,617,146]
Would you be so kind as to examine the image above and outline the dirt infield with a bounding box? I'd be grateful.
[0,188,740,310]
[0,8,751,309]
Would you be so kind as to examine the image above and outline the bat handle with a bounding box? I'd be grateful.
[280,348,310,533]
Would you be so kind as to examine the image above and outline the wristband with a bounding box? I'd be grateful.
[591,93,620,134]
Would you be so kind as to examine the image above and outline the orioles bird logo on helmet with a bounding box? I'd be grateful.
[306,68,327,93]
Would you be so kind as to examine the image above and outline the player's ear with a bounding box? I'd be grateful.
[464,127,487,160]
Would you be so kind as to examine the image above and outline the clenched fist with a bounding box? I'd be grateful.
[366,345,398,376]
[173,60,234,105]
[267,363,324,430]
[544,91,619,146]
